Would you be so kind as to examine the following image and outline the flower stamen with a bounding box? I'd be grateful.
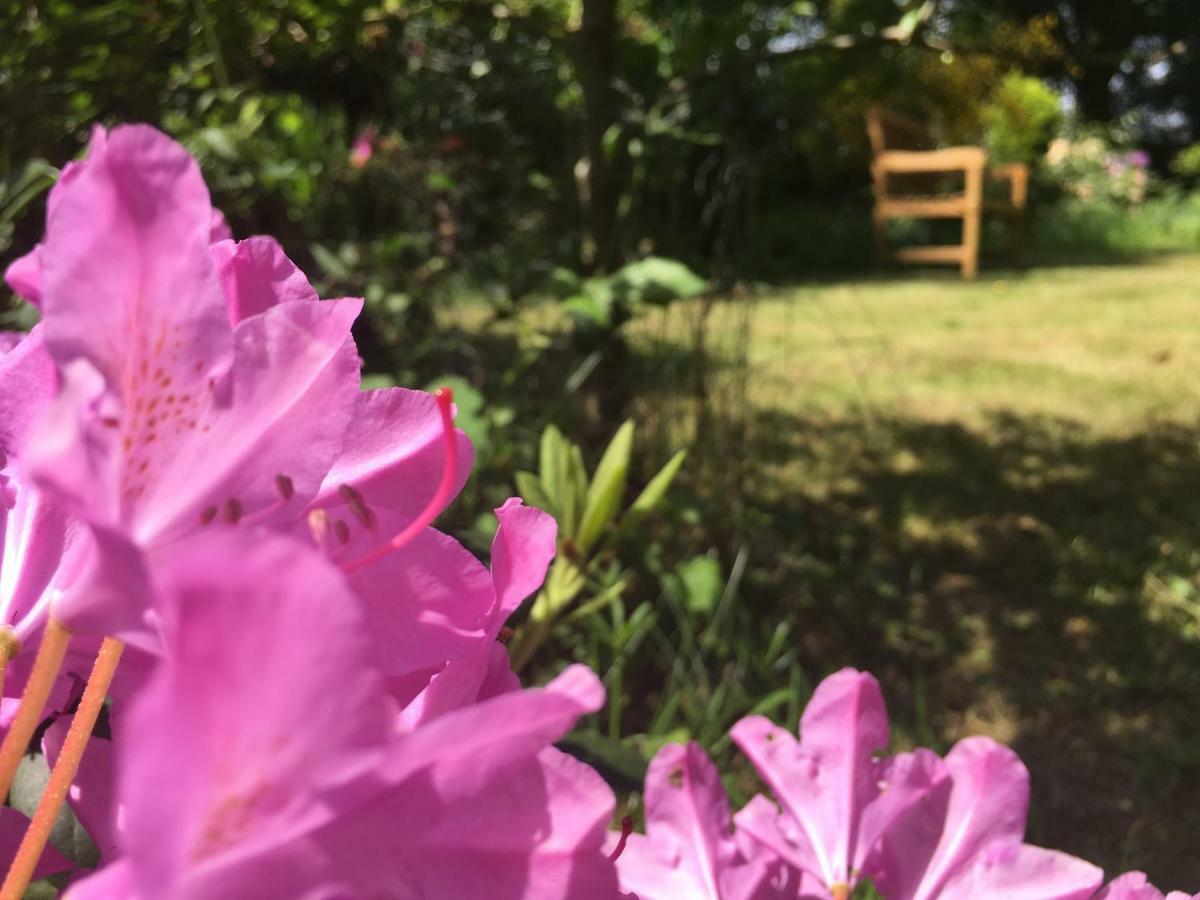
[0,636,124,900]
[0,619,72,803]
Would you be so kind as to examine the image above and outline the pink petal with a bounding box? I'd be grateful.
[641,743,735,898]
[39,124,232,406]
[48,522,152,644]
[30,298,361,545]
[734,794,817,876]
[618,742,786,900]
[184,747,620,900]
[879,736,1030,900]
[731,669,897,886]
[950,843,1103,899]
[0,482,73,639]
[0,805,74,880]
[43,717,119,862]
[388,663,604,787]
[0,325,57,461]
[4,245,43,307]
[1099,873,1170,900]
[491,497,557,623]
[114,531,395,897]
[208,208,232,243]
[210,236,317,326]
[339,519,494,686]
[313,387,473,519]
[64,858,138,899]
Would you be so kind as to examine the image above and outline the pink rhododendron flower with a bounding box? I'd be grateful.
[66,530,617,899]
[613,742,794,900]
[9,124,467,651]
[731,668,948,898]
[349,126,377,168]
[1098,872,1199,900]
[872,736,1102,899]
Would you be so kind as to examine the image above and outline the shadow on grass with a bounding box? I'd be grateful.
[743,408,1200,886]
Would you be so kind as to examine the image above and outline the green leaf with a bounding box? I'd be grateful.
[622,448,686,533]
[515,470,553,513]
[539,425,567,523]
[565,443,589,536]
[558,729,647,792]
[609,257,706,306]
[424,375,490,461]
[672,554,723,615]
[852,880,886,900]
[576,421,634,553]
[310,242,352,280]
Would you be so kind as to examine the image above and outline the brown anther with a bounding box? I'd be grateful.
[200,506,219,525]
[307,509,329,544]
[223,498,243,524]
[338,484,375,529]
[275,474,295,501]
[497,626,514,645]
[333,520,351,544]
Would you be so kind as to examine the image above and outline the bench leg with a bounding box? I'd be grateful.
[1009,165,1030,267]
[961,164,983,279]
[872,205,888,267]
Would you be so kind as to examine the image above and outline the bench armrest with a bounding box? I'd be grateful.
[874,147,987,173]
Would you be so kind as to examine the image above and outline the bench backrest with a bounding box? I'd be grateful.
[865,105,936,156]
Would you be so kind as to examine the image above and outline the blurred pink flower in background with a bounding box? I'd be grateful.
[349,125,378,168]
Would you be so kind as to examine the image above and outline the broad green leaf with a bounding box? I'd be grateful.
[576,421,634,553]
[672,555,723,616]
[609,257,706,306]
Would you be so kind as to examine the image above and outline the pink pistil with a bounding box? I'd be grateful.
[339,388,457,573]
[608,816,633,862]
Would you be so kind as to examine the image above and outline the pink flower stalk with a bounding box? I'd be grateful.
[731,668,949,898]
[612,742,794,900]
[349,126,378,169]
[1098,872,1199,900]
[65,531,618,899]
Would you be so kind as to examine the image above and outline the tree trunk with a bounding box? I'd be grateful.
[576,0,621,272]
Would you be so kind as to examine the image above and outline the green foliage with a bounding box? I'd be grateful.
[0,159,56,254]
[509,420,686,671]
[981,72,1062,165]
[562,257,707,331]
[1171,143,1200,181]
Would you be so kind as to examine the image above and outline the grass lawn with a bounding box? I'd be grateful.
[625,255,1200,887]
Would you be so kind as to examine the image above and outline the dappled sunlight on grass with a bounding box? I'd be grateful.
[627,256,1200,884]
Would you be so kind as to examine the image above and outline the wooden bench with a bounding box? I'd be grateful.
[866,105,1029,279]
